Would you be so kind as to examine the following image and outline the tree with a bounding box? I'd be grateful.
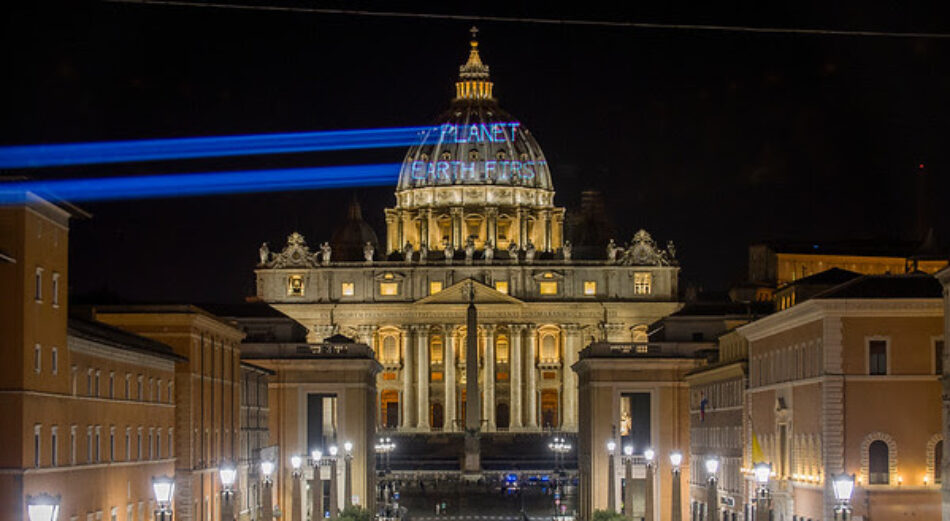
[591,509,625,521]
[339,506,373,521]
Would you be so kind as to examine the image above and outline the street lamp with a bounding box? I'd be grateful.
[705,457,720,521]
[752,463,771,521]
[643,448,655,521]
[310,450,324,521]
[622,445,634,520]
[832,473,855,520]
[343,441,354,508]
[261,460,275,521]
[27,493,61,521]
[291,455,303,521]
[669,452,683,521]
[328,445,340,520]
[606,440,617,512]
[152,475,175,521]
[220,463,237,521]
[375,438,396,517]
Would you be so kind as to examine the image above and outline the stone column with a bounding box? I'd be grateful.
[396,210,404,250]
[509,325,524,429]
[525,325,538,429]
[486,207,498,246]
[444,327,457,432]
[310,324,336,344]
[357,325,376,349]
[401,328,414,429]
[289,472,300,521]
[517,208,528,247]
[542,209,552,251]
[415,326,430,430]
[451,207,463,249]
[561,324,581,431]
[937,267,950,521]
[483,325,496,431]
[420,208,430,248]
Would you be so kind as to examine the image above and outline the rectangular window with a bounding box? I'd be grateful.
[125,429,131,460]
[137,430,142,460]
[148,430,153,459]
[34,344,41,373]
[634,272,652,295]
[35,267,43,302]
[379,282,399,296]
[869,340,888,375]
[125,374,130,399]
[936,339,945,376]
[341,282,355,296]
[86,426,93,462]
[95,370,100,397]
[429,281,443,295]
[51,348,58,375]
[95,427,101,462]
[168,430,173,458]
[34,425,41,467]
[109,372,115,398]
[137,376,143,400]
[583,281,597,295]
[109,428,115,461]
[70,426,76,465]
[494,281,509,294]
[51,426,58,467]
[288,275,305,296]
[157,430,162,458]
[52,273,60,306]
[539,281,558,295]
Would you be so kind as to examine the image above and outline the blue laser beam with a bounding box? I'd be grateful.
[0,122,521,169]
[0,163,401,204]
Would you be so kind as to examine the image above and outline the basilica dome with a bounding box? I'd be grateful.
[395,34,554,193]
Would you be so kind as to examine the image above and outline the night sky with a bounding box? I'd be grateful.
[4,2,949,303]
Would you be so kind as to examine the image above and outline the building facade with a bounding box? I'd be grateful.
[239,361,273,521]
[94,306,245,521]
[254,33,682,439]
[936,266,950,521]
[739,274,944,521]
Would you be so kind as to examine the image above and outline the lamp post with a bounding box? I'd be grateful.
[832,473,855,520]
[606,440,617,512]
[328,445,340,521]
[643,448,655,521]
[310,450,324,521]
[343,441,353,509]
[705,457,720,521]
[291,455,303,521]
[261,460,275,521]
[220,464,238,521]
[669,452,683,521]
[753,463,771,521]
[26,493,61,521]
[623,445,634,520]
[375,438,396,518]
[152,475,175,521]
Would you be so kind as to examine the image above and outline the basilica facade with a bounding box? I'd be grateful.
[254,33,683,436]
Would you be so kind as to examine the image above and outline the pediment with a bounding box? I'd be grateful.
[414,278,523,305]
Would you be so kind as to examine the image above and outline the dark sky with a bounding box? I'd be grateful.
[3,2,949,303]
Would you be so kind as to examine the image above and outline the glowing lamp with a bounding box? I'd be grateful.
[644,448,655,462]
[329,445,339,457]
[606,440,616,453]
[705,457,719,476]
[261,460,275,478]
[152,475,175,506]
[669,452,683,467]
[27,493,61,521]
[832,474,855,503]
[291,455,302,470]
[623,445,634,456]
[219,465,237,487]
[754,463,771,484]
[344,441,353,453]
[312,449,323,462]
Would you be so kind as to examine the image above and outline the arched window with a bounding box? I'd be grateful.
[540,334,558,362]
[869,440,889,484]
[430,335,444,364]
[496,335,509,364]
[382,336,398,363]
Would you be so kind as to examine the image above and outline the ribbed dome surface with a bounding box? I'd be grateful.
[396,33,554,192]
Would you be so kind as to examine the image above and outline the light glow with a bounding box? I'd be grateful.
[261,460,275,477]
[669,451,683,467]
[344,441,353,453]
[832,474,855,502]
[152,475,175,505]
[754,463,771,484]
[291,455,302,470]
[329,445,339,457]
[606,440,616,453]
[220,465,237,487]
[27,494,61,521]
[705,457,719,475]
[623,445,634,456]
[644,448,655,462]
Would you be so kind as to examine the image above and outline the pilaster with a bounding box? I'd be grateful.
[525,325,538,428]
[561,323,581,431]
[444,326,457,432]
[415,325,430,430]
[483,324,496,431]
[400,327,414,429]
[509,324,525,429]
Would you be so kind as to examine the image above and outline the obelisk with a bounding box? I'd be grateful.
[463,282,481,474]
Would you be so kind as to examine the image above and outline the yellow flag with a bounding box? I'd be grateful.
[751,431,765,464]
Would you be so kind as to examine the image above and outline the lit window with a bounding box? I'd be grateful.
[496,336,509,363]
[341,282,355,296]
[52,272,60,307]
[288,275,305,296]
[634,272,652,295]
[539,281,558,295]
[430,336,444,363]
[541,335,558,361]
[429,281,443,295]
[583,281,597,295]
[382,336,399,363]
[380,282,399,296]
[495,281,509,294]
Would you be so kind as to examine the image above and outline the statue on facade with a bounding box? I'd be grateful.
[444,239,455,264]
[484,239,494,264]
[403,242,414,263]
[258,242,270,266]
[562,240,572,262]
[419,244,428,263]
[507,241,519,262]
[524,238,536,263]
[319,241,332,265]
[361,241,374,263]
[666,240,677,260]
[607,239,621,263]
[464,236,476,264]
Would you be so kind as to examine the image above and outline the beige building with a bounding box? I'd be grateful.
[0,194,181,521]
[239,361,273,521]
[739,273,944,521]
[94,306,245,521]
[936,266,950,521]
